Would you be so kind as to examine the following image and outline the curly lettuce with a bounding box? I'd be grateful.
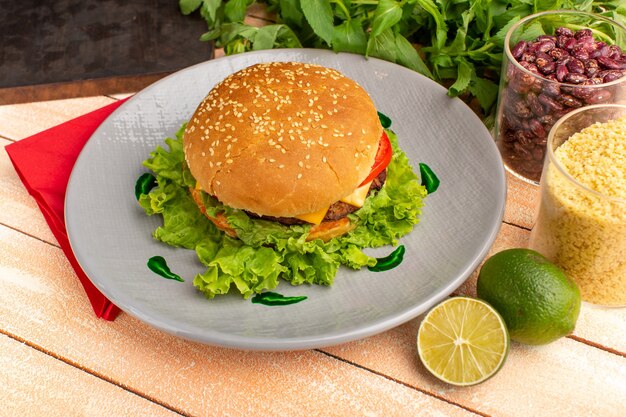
[138,124,427,299]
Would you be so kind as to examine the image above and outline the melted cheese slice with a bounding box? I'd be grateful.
[294,207,329,225]
[340,181,372,208]
[294,181,372,225]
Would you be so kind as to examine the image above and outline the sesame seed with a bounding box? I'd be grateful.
[297,173,302,179]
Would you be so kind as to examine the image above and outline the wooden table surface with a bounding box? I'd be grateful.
[2,64,626,417]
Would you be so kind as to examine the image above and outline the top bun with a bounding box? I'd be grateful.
[183,62,383,217]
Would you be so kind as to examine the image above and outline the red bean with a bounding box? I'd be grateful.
[597,57,622,70]
[564,73,587,84]
[512,41,527,59]
[557,93,583,108]
[556,64,569,82]
[586,89,612,104]
[537,40,556,53]
[574,29,593,39]
[549,48,568,60]
[538,94,564,111]
[567,58,585,74]
[584,59,600,77]
[555,27,574,37]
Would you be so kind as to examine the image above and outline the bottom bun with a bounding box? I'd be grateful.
[190,188,356,242]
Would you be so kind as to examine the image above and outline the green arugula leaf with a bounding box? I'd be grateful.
[224,0,253,22]
[492,15,521,48]
[447,58,474,97]
[469,75,499,113]
[300,0,335,46]
[275,25,304,48]
[414,0,448,49]
[370,0,404,39]
[278,0,304,28]
[200,0,223,26]
[179,0,202,15]
[332,19,367,54]
[253,25,283,50]
[533,0,562,13]
[366,28,398,62]
[394,33,433,78]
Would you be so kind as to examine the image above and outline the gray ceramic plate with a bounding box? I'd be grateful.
[66,49,506,351]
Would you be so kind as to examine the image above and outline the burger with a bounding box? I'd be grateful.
[139,61,427,299]
[183,62,392,242]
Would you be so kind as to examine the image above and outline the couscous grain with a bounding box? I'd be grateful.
[530,116,626,306]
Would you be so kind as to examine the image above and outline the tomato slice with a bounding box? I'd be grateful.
[359,131,392,187]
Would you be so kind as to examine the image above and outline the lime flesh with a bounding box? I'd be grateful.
[417,297,509,386]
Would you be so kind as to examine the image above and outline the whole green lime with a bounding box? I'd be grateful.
[477,248,581,345]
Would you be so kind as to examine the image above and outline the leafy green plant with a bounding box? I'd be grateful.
[180,0,625,117]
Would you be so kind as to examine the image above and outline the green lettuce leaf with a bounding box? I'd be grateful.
[138,124,427,299]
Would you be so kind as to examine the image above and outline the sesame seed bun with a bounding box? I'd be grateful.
[183,62,383,218]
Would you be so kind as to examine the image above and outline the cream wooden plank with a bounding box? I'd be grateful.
[0,96,115,141]
[247,2,275,21]
[503,171,540,230]
[0,226,478,417]
[244,15,271,27]
[0,139,56,244]
[107,93,135,100]
[574,306,626,355]
[324,324,626,417]
[0,334,179,417]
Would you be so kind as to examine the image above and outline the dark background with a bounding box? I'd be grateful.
[0,0,213,103]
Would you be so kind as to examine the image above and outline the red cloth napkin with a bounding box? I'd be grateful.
[5,98,132,321]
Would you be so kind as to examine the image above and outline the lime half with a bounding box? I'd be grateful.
[417,297,509,386]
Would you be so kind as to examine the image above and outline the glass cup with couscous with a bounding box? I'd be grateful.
[530,104,626,307]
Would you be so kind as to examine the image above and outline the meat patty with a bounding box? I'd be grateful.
[248,169,387,225]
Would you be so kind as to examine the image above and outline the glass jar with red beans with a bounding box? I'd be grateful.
[495,10,626,184]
